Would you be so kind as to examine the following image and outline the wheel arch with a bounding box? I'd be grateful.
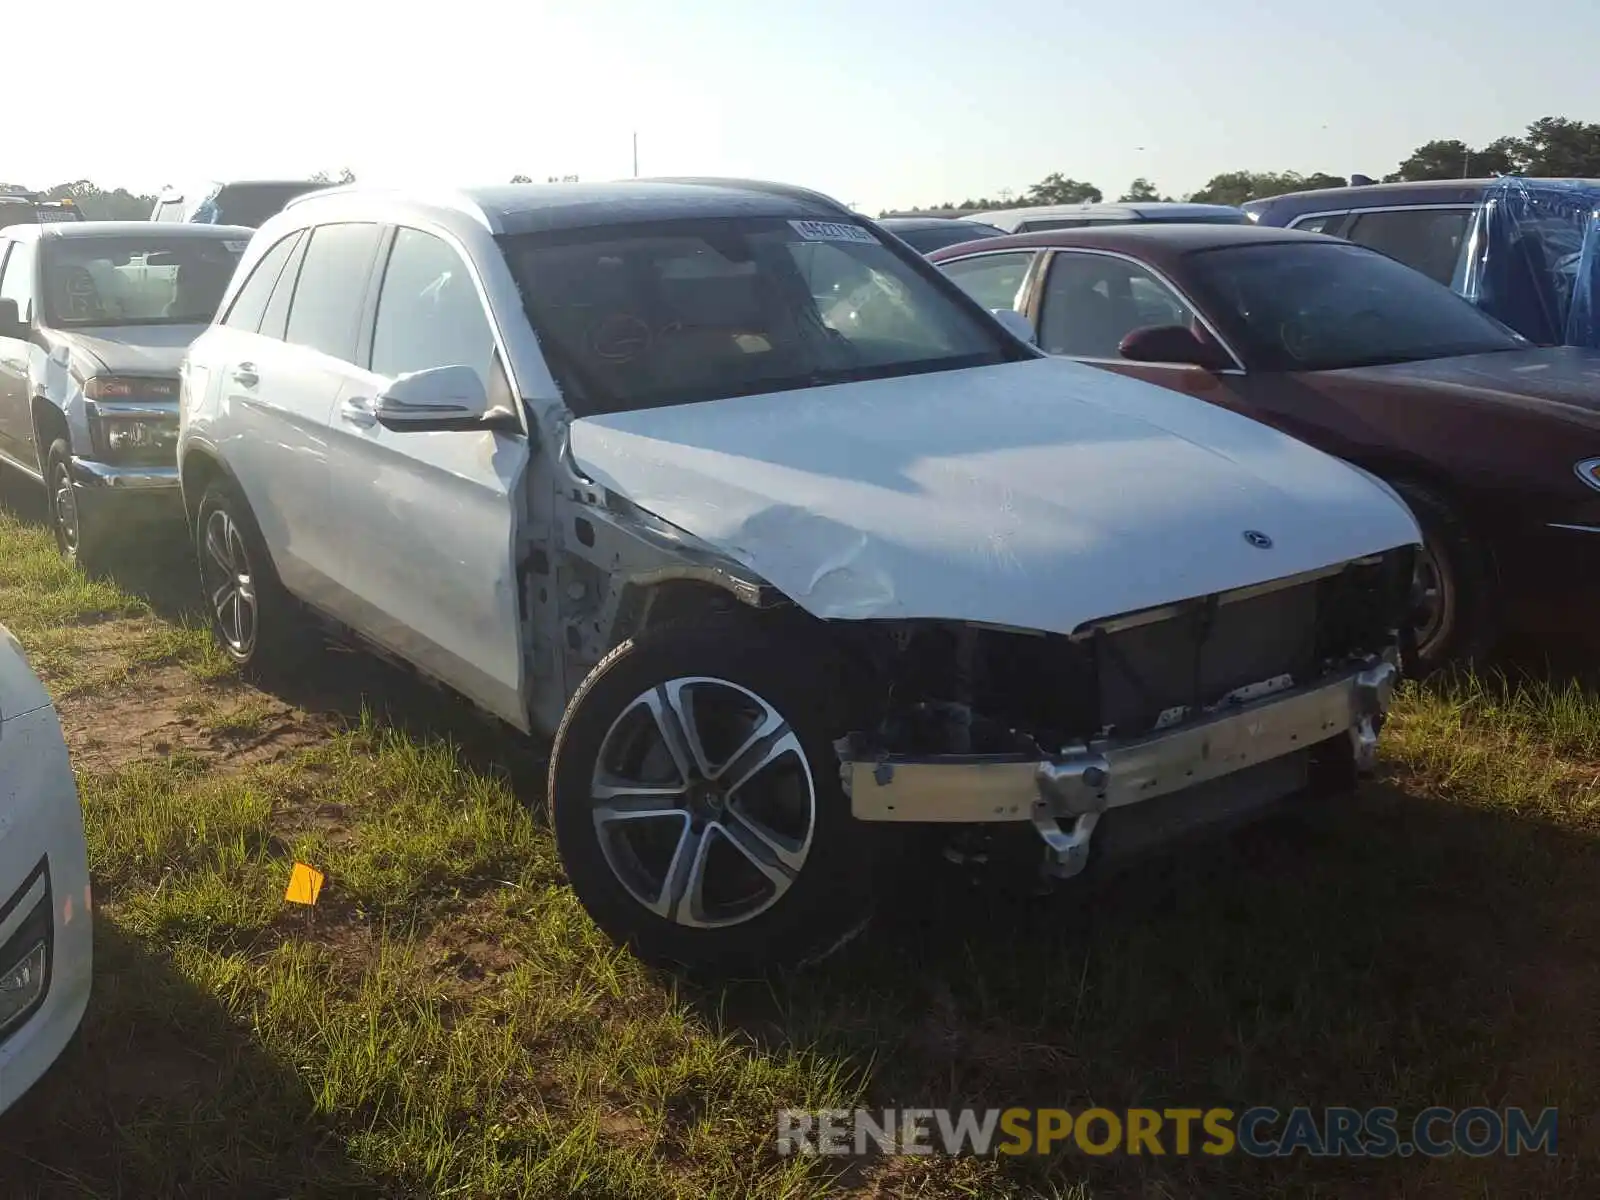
[1343,450,1501,583]
[30,394,69,458]
[612,575,764,643]
[179,440,242,528]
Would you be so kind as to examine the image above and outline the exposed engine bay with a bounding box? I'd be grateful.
[828,548,1414,883]
[836,548,1413,759]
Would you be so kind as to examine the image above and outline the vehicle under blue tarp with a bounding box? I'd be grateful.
[1455,177,1600,347]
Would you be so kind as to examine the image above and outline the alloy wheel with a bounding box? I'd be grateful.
[200,508,257,658]
[589,677,816,929]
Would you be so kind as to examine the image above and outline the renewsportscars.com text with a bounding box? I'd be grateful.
[776,1106,1559,1158]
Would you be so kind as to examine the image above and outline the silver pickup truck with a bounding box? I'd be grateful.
[0,221,247,569]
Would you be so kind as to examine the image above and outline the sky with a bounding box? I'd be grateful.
[11,0,1600,214]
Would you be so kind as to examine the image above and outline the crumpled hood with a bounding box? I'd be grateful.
[45,323,208,378]
[1325,347,1600,427]
[568,357,1421,634]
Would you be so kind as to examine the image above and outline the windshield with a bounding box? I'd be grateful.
[1184,241,1525,371]
[893,221,1006,253]
[41,234,246,327]
[498,216,1017,415]
[209,183,322,228]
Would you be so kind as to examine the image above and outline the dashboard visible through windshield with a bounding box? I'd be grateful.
[41,234,246,328]
[498,216,1019,415]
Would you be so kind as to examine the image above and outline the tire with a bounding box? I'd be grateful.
[548,619,879,976]
[1390,478,1496,671]
[193,480,312,675]
[45,439,111,575]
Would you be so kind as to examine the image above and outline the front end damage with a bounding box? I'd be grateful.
[831,549,1413,882]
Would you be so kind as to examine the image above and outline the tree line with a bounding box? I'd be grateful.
[883,115,1600,216]
[9,116,1600,223]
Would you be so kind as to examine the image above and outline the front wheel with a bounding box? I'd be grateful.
[548,620,878,976]
[46,440,110,575]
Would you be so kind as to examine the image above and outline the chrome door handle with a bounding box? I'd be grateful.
[339,396,377,428]
[232,363,259,387]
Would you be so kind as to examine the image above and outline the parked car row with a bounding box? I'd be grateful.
[929,221,1600,666]
[0,178,1434,1001]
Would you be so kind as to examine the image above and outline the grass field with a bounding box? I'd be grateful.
[0,486,1594,1199]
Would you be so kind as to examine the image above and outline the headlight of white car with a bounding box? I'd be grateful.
[0,868,52,1039]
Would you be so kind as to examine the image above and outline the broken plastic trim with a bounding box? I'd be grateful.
[837,650,1400,833]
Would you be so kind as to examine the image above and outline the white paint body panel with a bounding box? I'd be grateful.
[569,356,1422,632]
[0,624,92,1116]
[181,200,536,730]
[322,360,530,730]
[197,325,342,600]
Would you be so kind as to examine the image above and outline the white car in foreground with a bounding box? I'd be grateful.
[179,179,1421,974]
[0,623,91,1113]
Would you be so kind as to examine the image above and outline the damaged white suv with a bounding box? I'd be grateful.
[177,180,1421,973]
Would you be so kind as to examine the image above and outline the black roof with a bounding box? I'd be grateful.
[878,215,1000,232]
[468,179,849,236]
[1243,178,1498,222]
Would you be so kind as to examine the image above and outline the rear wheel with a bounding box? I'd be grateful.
[548,619,878,976]
[194,481,311,674]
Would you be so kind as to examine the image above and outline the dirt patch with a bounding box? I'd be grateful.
[265,902,387,983]
[57,659,333,774]
[421,897,523,990]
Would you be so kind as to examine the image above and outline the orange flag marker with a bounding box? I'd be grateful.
[285,862,325,906]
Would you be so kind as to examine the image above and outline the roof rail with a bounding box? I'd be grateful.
[282,182,358,209]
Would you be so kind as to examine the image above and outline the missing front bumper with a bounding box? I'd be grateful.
[840,653,1399,877]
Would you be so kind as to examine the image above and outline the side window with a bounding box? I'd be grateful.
[1037,252,1194,358]
[1292,212,1349,236]
[0,239,36,322]
[282,223,382,362]
[370,228,495,386]
[260,233,309,341]
[941,251,1036,312]
[154,200,183,223]
[1344,208,1472,285]
[220,231,302,332]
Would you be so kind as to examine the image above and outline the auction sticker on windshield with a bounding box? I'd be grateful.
[790,220,879,244]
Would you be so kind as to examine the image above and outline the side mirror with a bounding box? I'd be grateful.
[1118,324,1230,371]
[990,307,1037,345]
[375,364,516,434]
[0,298,25,341]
